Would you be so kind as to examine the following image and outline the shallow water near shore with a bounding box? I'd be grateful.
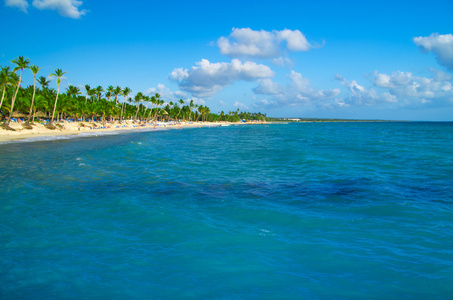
[1,122,452,298]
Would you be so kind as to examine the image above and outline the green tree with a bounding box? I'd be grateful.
[0,66,13,112]
[176,99,184,120]
[5,56,29,127]
[95,85,104,101]
[134,92,143,121]
[106,85,114,101]
[84,84,91,104]
[38,76,50,90]
[66,85,81,98]
[120,87,131,122]
[113,86,122,104]
[27,64,41,123]
[49,68,67,124]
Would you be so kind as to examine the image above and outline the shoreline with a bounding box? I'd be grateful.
[0,120,239,143]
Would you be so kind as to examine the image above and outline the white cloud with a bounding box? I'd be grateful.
[277,29,311,51]
[334,69,453,108]
[253,71,340,109]
[32,0,87,19]
[234,101,249,110]
[414,33,453,70]
[5,0,28,12]
[252,98,280,109]
[336,74,380,105]
[253,78,282,94]
[371,69,453,106]
[217,28,312,59]
[169,58,274,98]
[192,98,205,105]
[170,68,188,81]
[272,56,293,67]
[219,100,226,106]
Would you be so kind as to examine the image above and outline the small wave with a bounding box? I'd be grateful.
[8,134,80,144]
[0,130,122,145]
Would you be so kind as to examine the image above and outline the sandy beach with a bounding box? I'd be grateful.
[0,120,236,143]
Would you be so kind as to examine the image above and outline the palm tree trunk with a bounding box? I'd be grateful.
[27,75,37,123]
[135,102,140,121]
[0,87,6,110]
[50,86,60,123]
[6,70,23,126]
[120,102,125,122]
[176,107,183,120]
[153,105,161,121]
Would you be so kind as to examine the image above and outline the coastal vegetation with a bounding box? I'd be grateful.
[0,56,267,131]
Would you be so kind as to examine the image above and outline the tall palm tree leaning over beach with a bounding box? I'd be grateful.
[27,65,41,123]
[5,56,30,127]
[49,68,66,124]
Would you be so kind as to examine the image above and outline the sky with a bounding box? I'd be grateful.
[1,0,453,121]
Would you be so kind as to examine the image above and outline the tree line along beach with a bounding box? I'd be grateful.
[0,56,269,143]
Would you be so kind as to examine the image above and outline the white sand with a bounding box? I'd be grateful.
[0,120,234,143]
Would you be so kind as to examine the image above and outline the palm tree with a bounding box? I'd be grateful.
[38,76,50,90]
[66,85,81,98]
[106,85,114,101]
[5,56,30,127]
[120,87,131,122]
[113,86,122,105]
[176,99,184,120]
[152,99,164,121]
[105,90,112,101]
[88,89,97,102]
[218,111,225,122]
[145,95,155,120]
[27,64,41,123]
[84,84,91,104]
[95,85,104,101]
[134,92,143,121]
[49,68,66,124]
[0,66,12,111]
[188,99,194,121]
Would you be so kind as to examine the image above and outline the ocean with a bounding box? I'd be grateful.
[1,122,452,299]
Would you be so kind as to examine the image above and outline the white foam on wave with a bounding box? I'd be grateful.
[0,125,172,145]
[0,134,79,144]
[0,130,123,145]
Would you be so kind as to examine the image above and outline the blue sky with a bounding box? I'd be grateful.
[2,0,453,120]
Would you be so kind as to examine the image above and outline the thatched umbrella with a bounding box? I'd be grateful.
[11,111,26,118]
[34,111,47,118]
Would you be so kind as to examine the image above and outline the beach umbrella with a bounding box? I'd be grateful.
[35,111,47,117]
[11,111,26,118]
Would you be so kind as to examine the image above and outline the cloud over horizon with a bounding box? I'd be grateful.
[253,71,340,109]
[170,59,274,98]
[333,68,453,108]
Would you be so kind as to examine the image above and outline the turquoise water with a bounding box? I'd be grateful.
[1,122,452,299]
